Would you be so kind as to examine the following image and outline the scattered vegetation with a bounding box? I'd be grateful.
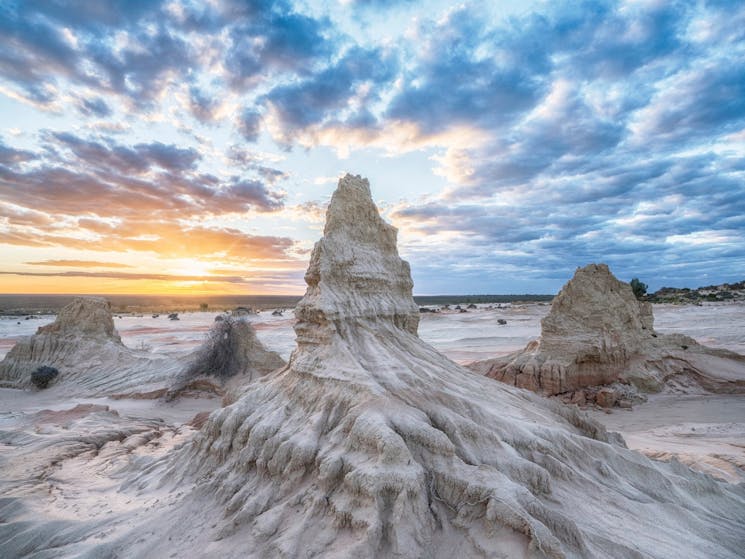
[31,365,59,389]
[647,280,745,303]
[414,294,553,305]
[183,317,246,380]
[630,278,647,300]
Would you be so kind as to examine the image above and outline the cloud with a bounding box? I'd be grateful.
[225,145,289,185]
[349,0,416,7]
[18,0,158,29]
[0,131,286,218]
[76,96,112,118]
[629,60,745,146]
[0,0,334,135]
[219,179,285,211]
[25,259,133,268]
[0,1,192,109]
[262,46,398,142]
[0,129,294,266]
[223,4,333,88]
[187,86,228,124]
[49,131,201,173]
[0,203,53,227]
[2,220,296,261]
[254,166,289,185]
[0,142,36,166]
[237,108,262,142]
[361,0,745,291]
[390,145,745,292]
[0,270,246,283]
[385,6,549,135]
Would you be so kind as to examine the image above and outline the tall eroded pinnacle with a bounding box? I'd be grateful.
[295,174,419,339]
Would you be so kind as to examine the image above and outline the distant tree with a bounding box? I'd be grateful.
[630,278,647,300]
[199,302,209,311]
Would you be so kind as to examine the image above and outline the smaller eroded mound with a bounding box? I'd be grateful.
[166,317,285,400]
[468,264,745,397]
[0,297,181,395]
[36,296,122,340]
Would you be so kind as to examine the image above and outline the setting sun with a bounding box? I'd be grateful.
[171,259,214,278]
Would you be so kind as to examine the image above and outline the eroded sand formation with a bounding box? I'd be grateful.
[0,297,185,396]
[0,297,285,400]
[468,264,745,403]
[1,176,744,558]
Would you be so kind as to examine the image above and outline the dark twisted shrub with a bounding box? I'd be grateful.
[31,366,59,389]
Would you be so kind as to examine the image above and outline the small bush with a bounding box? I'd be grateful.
[31,366,59,389]
[165,318,247,402]
[185,317,245,380]
[630,278,647,300]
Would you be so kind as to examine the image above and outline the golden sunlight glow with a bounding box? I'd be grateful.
[170,259,214,277]
[0,275,298,296]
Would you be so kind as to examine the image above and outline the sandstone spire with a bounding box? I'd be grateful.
[296,174,419,340]
[469,263,745,397]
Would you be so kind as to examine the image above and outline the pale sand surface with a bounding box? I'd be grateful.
[0,386,222,424]
[2,301,742,362]
[588,394,745,482]
[1,302,744,482]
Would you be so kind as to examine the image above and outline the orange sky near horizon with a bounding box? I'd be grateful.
[0,275,306,296]
[0,241,310,295]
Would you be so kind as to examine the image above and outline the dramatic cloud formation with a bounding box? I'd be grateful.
[26,260,133,268]
[1,0,744,294]
[0,270,246,283]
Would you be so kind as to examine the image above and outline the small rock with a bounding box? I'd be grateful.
[596,388,617,408]
[570,390,586,405]
[618,399,632,409]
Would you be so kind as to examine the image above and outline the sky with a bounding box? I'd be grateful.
[0,0,744,296]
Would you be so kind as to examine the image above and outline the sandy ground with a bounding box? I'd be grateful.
[0,386,222,425]
[589,394,745,482]
[1,302,744,483]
